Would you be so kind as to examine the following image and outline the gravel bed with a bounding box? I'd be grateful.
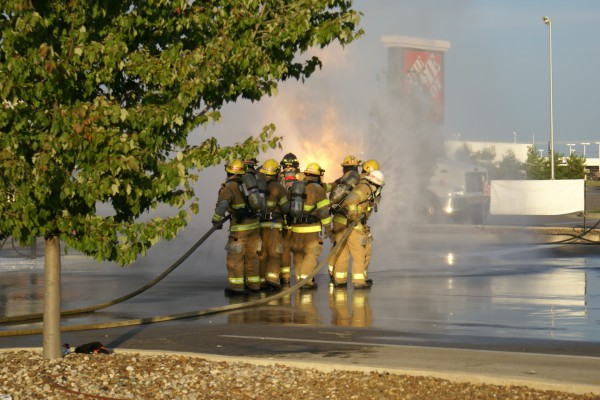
[0,350,598,399]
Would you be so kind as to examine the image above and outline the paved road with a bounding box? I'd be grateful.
[2,228,600,344]
[2,222,600,394]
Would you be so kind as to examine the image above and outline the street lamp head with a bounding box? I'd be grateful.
[543,16,551,25]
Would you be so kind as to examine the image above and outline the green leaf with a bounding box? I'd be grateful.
[0,0,361,265]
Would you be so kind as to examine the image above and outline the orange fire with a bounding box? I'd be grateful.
[296,103,357,183]
[260,78,363,182]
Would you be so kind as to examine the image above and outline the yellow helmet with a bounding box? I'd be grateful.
[362,159,380,173]
[225,159,245,175]
[304,162,324,176]
[341,155,361,167]
[259,159,280,176]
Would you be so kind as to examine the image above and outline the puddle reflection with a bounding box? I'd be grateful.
[2,238,600,345]
[224,286,375,329]
[329,287,372,327]
[226,290,320,325]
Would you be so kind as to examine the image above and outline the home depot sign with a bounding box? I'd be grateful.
[381,35,450,124]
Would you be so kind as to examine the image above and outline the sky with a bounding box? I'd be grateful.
[136,1,600,272]
[197,0,600,161]
[355,1,600,154]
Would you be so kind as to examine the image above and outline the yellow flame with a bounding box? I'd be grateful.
[296,103,357,182]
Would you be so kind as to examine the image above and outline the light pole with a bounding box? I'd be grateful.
[513,131,516,144]
[595,142,600,159]
[543,16,554,179]
[581,142,590,157]
[567,143,576,155]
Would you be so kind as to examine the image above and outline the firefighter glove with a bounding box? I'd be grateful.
[212,220,223,230]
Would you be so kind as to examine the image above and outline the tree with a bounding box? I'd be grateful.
[525,146,585,179]
[0,0,362,358]
[453,143,478,164]
[494,149,525,180]
[525,146,549,179]
[451,144,527,180]
[559,152,586,179]
[453,143,496,167]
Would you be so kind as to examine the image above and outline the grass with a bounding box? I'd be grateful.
[586,180,600,188]
[585,180,600,213]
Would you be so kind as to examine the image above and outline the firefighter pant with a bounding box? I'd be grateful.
[225,229,261,291]
[291,230,323,283]
[328,219,348,279]
[330,228,370,286]
[258,227,284,286]
[328,226,345,279]
[363,227,373,277]
[280,228,293,281]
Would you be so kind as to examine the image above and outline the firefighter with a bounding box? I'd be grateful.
[243,157,268,217]
[290,162,332,289]
[330,169,384,289]
[243,157,258,171]
[212,159,262,295]
[278,152,301,285]
[280,153,300,174]
[361,159,379,174]
[257,159,290,290]
[243,158,263,180]
[326,154,361,194]
[359,159,381,273]
[327,155,362,281]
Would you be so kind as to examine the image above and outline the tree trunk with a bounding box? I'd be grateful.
[43,236,61,359]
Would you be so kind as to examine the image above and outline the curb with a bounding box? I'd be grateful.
[3,347,598,396]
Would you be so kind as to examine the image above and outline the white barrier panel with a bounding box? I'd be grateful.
[490,180,584,215]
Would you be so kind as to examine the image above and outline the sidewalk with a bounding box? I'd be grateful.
[132,346,600,396]
[3,343,599,396]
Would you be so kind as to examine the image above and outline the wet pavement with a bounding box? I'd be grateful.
[1,225,600,353]
[3,225,600,393]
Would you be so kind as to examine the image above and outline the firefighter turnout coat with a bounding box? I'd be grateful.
[290,175,332,286]
[258,175,290,288]
[330,180,379,288]
[212,176,261,292]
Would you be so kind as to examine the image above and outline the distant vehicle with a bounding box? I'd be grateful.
[421,158,490,224]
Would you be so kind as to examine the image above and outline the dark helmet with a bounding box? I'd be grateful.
[243,158,258,171]
[280,153,299,169]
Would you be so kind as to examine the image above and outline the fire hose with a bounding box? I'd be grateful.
[0,221,356,337]
[542,218,600,244]
[0,236,36,258]
[0,215,232,326]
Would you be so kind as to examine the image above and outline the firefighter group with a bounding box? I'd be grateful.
[211,153,384,296]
